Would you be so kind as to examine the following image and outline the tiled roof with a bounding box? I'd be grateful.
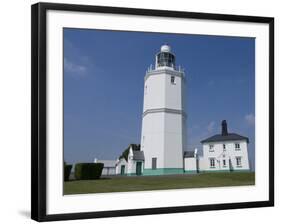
[201,133,249,143]
[133,150,144,161]
[184,151,195,158]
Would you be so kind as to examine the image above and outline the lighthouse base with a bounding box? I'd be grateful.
[143,168,184,176]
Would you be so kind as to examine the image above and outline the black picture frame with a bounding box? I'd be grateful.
[31,2,274,222]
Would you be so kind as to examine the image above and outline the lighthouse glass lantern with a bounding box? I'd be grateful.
[156,44,176,69]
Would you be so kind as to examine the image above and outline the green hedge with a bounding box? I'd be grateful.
[64,163,72,181]
[74,163,104,180]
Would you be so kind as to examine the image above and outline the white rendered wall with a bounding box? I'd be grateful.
[127,159,144,175]
[184,158,197,171]
[127,149,135,174]
[143,72,166,111]
[198,157,206,171]
[127,159,136,174]
[202,140,250,171]
[141,113,165,169]
[116,158,143,175]
[127,150,144,175]
[141,67,186,170]
[115,159,128,174]
[163,113,184,168]
[101,167,116,176]
[164,72,184,110]
[143,69,185,111]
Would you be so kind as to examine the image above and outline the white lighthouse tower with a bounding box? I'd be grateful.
[141,44,187,175]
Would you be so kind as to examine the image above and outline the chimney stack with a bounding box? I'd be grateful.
[221,120,228,136]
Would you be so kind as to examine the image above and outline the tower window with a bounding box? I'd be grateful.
[223,159,226,166]
[152,158,157,170]
[171,76,175,84]
[223,144,226,151]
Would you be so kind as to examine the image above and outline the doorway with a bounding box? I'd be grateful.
[136,162,142,175]
[121,165,125,175]
[152,157,157,170]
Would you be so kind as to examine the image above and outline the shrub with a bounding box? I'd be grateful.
[64,163,72,181]
[74,163,104,180]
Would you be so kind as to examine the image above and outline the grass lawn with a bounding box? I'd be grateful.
[64,172,255,195]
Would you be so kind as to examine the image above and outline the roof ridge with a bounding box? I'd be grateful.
[201,132,249,143]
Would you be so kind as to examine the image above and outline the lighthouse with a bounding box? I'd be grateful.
[140,44,187,175]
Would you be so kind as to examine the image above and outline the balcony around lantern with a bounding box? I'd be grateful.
[146,64,185,74]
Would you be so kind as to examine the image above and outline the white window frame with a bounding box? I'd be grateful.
[209,144,214,152]
[236,156,242,167]
[171,75,176,84]
[235,143,241,150]
[209,158,215,168]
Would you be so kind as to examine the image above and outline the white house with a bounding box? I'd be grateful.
[184,120,250,173]
[200,120,250,172]
[140,44,186,175]
[115,144,144,176]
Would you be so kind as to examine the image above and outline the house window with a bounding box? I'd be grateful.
[210,158,215,168]
[152,157,157,170]
[236,157,242,167]
[209,144,214,152]
[223,159,226,166]
[145,85,147,94]
[171,76,175,84]
[235,143,240,150]
[223,144,226,151]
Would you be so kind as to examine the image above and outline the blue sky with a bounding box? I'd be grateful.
[63,28,255,169]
